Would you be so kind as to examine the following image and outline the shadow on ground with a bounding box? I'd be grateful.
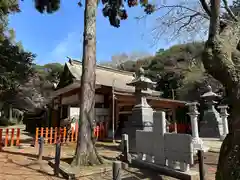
[0,149,65,179]
[1,149,53,161]
[123,167,165,180]
[96,142,120,151]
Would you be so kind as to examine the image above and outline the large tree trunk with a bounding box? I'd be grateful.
[71,0,103,166]
[201,1,240,179]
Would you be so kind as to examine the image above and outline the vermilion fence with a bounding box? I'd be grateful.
[0,128,21,150]
[35,122,109,146]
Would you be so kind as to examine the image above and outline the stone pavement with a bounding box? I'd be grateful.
[202,138,222,153]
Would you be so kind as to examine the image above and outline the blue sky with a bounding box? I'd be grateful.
[8,1,173,65]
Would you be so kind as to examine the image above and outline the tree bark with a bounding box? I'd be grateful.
[71,0,103,166]
[201,1,240,179]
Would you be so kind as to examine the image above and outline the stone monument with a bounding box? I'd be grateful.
[199,85,223,138]
[123,67,156,153]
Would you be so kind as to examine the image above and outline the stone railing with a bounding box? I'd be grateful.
[135,111,193,172]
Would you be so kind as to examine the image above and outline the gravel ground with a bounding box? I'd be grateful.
[0,142,218,180]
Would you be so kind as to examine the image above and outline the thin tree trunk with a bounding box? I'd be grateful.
[71,0,103,166]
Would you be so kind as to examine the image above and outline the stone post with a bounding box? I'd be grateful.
[218,105,229,140]
[186,102,204,150]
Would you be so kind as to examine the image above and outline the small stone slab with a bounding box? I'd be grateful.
[48,159,76,180]
[132,159,199,180]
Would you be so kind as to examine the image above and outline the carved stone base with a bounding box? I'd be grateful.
[123,106,153,153]
[192,137,204,150]
[199,108,221,138]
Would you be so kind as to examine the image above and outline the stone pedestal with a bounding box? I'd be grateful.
[123,104,153,153]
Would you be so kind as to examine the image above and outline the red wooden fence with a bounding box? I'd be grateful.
[35,122,108,146]
[0,128,21,151]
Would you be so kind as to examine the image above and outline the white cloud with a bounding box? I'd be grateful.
[50,31,83,62]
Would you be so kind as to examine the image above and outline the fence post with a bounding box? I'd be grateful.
[197,150,206,180]
[112,161,122,180]
[63,127,66,142]
[58,128,62,142]
[38,137,44,161]
[10,128,14,146]
[0,129,2,151]
[45,127,49,144]
[40,127,44,137]
[54,140,61,176]
[50,127,53,144]
[5,129,9,147]
[54,127,58,144]
[71,127,74,142]
[75,126,78,142]
[16,128,20,146]
[35,128,39,147]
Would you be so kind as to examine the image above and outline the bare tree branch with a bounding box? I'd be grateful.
[135,4,209,20]
[199,0,212,17]
[136,1,212,46]
[148,2,209,45]
[222,0,238,22]
[209,0,221,39]
[176,13,202,34]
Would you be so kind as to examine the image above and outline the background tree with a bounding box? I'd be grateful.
[0,0,35,97]
[0,39,35,93]
[34,63,64,84]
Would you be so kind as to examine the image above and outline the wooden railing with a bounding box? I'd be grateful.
[35,122,109,146]
[0,128,21,150]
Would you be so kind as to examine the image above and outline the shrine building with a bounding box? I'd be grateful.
[51,59,187,137]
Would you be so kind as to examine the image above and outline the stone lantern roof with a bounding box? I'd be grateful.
[127,67,156,91]
[201,85,221,99]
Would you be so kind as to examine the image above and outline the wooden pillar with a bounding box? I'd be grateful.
[58,95,62,127]
[9,104,12,122]
[115,101,120,131]
[67,105,71,118]
[172,107,177,133]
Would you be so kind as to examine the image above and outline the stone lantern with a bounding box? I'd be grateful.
[127,67,156,109]
[199,85,222,138]
[123,67,156,152]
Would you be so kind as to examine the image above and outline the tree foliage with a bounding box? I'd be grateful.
[34,63,64,84]
[116,42,217,100]
[33,0,155,27]
[0,38,35,93]
[0,0,20,42]
[0,0,37,108]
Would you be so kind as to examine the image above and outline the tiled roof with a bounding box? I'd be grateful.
[66,59,160,96]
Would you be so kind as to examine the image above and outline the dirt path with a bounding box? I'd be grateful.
[0,143,218,180]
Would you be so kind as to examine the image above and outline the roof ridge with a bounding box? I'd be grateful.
[68,58,134,76]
